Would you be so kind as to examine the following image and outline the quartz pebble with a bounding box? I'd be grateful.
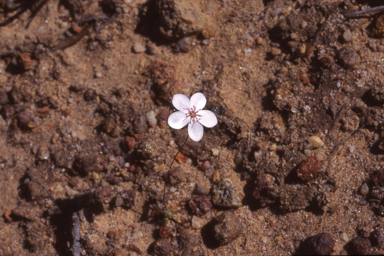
[306,136,324,150]
[343,29,352,42]
[133,43,146,53]
[146,111,157,127]
[211,148,220,156]
[191,215,205,229]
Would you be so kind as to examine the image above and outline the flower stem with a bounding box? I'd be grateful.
[163,134,189,204]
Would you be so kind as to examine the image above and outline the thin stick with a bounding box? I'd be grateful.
[348,5,384,17]
[163,134,189,204]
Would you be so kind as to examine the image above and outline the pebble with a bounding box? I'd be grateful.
[350,236,371,255]
[271,47,281,57]
[133,43,146,53]
[177,37,192,52]
[212,178,241,208]
[341,232,349,242]
[191,215,205,229]
[211,148,220,156]
[146,111,157,127]
[343,29,353,42]
[306,135,324,150]
[16,111,32,127]
[195,183,210,195]
[256,37,265,45]
[146,43,159,55]
[371,229,384,249]
[84,89,97,101]
[152,239,170,255]
[37,145,50,160]
[299,233,335,255]
[360,183,369,196]
[214,211,243,245]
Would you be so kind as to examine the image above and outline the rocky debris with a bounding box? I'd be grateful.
[10,83,35,103]
[296,156,322,183]
[151,238,171,256]
[156,0,208,40]
[274,184,316,212]
[189,195,212,216]
[370,170,384,187]
[148,61,182,103]
[373,14,384,37]
[114,190,136,209]
[348,236,371,255]
[297,233,335,255]
[167,166,187,185]
[94,186,114,208]
[338,47,361,69]
[84,89,97,101]
[211,178,241,209]
[371,229,384,249]
[214,211,242,246]
[73,155,97,175]
[27,179,52,201]
[107,228,122,240]
[253,174,277,208]
[178,228,199,256]
[12,203,44,220]
[0,90,9,105]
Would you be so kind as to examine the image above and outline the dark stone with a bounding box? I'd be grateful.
[0,90,9,105]
[338,47,361,69]
[70,84,85,92]
[168,166,187,185]
[370,170,384,186]
[16,111,32,127]
[132,115,148,134]
[349,236,371,255]
[189,195,212,216]
[214,211,242,246]
[152,239,171,256]
[253,174,277,208]
[73,156,97,175]
[298,233,335,255]
[371,229,384,249]
[84,89,97,101]
[114,190,136,209]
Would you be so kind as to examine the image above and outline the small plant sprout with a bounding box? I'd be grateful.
[168,92,218,142]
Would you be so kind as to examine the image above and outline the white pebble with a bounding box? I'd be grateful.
[341,232,349,242]
[146,111,157,127]
[306,136,324,150]
[191,216,205,229]
[211,148,220,156]
[133,43,146,53]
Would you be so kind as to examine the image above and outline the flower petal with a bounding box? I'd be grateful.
[189,92,206,110]
[168,111,190,129]
[188,121,204,142]
[198,110,218,128]
[172,94,190,111]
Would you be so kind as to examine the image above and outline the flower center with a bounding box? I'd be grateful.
[186,106,201,123]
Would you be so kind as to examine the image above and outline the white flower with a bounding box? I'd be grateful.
[168,92,218,142]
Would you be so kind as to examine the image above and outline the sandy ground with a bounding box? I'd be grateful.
[1,0,384,255]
